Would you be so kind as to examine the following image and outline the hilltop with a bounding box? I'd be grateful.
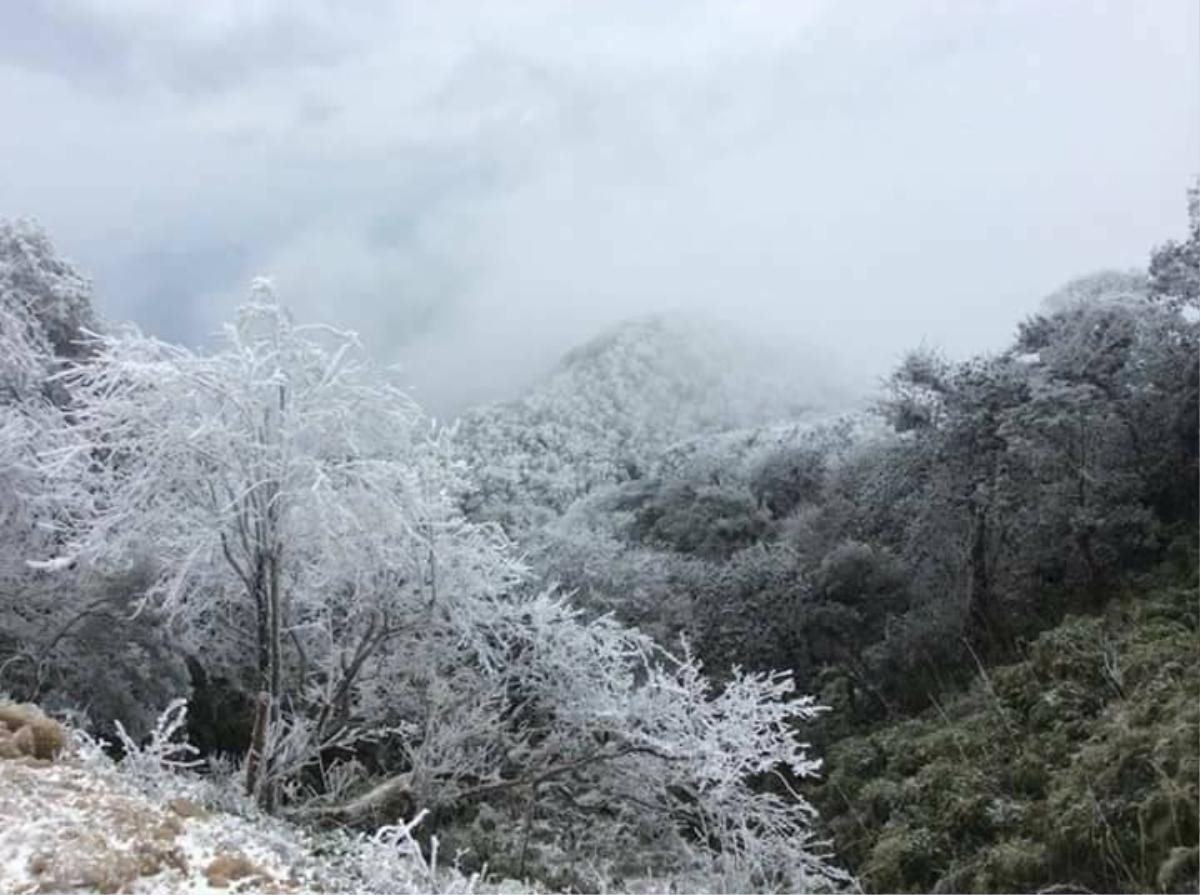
[456,313,853,529]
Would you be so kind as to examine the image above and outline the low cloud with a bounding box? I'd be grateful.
[1,0,1196,414]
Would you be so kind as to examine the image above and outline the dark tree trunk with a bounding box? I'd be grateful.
[244,690,270,798]
[965,502,993,644]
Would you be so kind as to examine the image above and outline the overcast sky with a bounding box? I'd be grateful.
[1,1,1196,413]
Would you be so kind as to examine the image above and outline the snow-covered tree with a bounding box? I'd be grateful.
[1149,179,1200,310]
[1038,269,1148,314]
[40,284,521,803]
[0,220,169,727]
[0,219,95,361]
[0,220,87,539]
[0,286,70,691]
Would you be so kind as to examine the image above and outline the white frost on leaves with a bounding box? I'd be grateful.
[10,277,849,892]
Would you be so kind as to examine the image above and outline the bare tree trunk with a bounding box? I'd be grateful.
[244,690,270,798]
[244,528,283,809]
[253,540,284,812]
[258,382,288,812]
[965,501,993,644]
[253,557,270,689]
[300,772,415,826]
[299,745,681,827]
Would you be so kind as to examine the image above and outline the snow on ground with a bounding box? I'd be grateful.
[0,732,484,894]
[2,753,283,893]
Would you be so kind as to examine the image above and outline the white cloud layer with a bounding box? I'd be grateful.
[1,0,1196,412]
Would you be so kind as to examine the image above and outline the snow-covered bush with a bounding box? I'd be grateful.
[359,586,847,892]
[0,218,96,361]
[35,285,523,807]
[0,220,185,741]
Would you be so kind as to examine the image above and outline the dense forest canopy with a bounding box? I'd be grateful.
[0,183,1196,893]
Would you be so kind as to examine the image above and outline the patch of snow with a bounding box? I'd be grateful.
[0,744,481,895]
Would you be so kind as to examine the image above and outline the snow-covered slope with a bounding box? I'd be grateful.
[0,709,482,895]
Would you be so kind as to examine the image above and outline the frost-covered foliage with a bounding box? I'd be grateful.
[1038,269,1148,313]
[0,219,87,563]
[519,191,1199,754]
[36,284,525,807]
[1,567,190,742]
[395,589,846,892]
[0,219,95,360]
[10,275,845,891]
[266,580,848,890]
[0,220,181,738]
[1148,178,1200,310]
[524,414,880,650]
[15,188,1194,891]
[652,413,881,487]
[0,311,63,563]
[525,414,882,666]
[456,315,845,532]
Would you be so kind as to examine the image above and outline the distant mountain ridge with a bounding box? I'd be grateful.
[455,313,851,529]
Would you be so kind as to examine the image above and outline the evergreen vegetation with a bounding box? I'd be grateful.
[0,184,1196,892]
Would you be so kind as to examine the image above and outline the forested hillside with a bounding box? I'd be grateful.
[450,186,1200,891]
[0,184,1197,894]
[455,313,849,531]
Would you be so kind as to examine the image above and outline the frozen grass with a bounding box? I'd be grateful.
[0,705,486,895]
[813,565,1199,893]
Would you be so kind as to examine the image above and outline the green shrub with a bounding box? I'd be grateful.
[811,560,1200,893]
